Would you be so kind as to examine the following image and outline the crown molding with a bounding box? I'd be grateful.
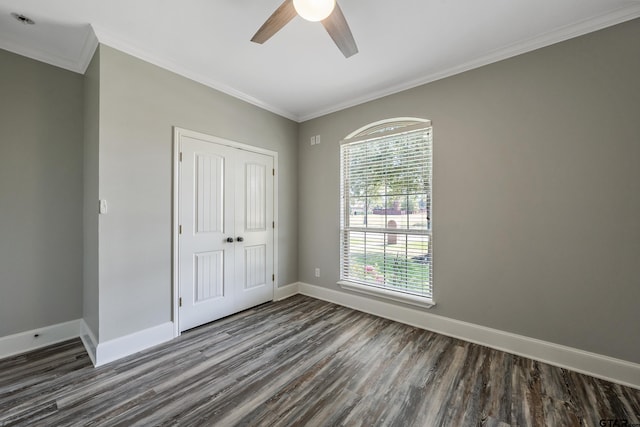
[0,37,81,74]
[78,26,99,73]
[2,4,638,122]
[90,24,299,122]
[297,4,640,122]
[0,24,97,74]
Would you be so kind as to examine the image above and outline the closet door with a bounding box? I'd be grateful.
[233,149,274,312]
[178,134,274,332]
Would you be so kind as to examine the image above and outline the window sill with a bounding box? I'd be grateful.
[337,281,436,309]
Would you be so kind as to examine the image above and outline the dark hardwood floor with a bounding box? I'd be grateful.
[1,295,639,426]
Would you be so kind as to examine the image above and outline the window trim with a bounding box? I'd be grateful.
[341,120,432,145]
[338,118,435,308]
[337,280,435,309]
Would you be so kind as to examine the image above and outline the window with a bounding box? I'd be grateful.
[338,118,434,308]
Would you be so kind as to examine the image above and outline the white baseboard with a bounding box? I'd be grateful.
[274,282,300,301]
[93,322,174,367]
[79,319,98,366]
[5,286,638,390]
[0,319,81,360]
[298,282,640,390]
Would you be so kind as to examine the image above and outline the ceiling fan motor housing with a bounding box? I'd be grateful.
[293,0,336,22]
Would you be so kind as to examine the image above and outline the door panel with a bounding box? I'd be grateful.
[195,153,224,234]
[194,251,224,301]
[245,163,267,231]
[244,245,266,289]
[178,134,274,332]
[234,150,274,311]
[179,136,236,331]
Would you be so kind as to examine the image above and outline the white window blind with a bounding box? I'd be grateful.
[340,123,433,301]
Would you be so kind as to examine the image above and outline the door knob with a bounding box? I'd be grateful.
[226,237,234,243]
[236,237,244,242]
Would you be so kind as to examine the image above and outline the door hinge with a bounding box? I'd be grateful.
[272,168,275,176]
[272,221,275,229]
[179,152,183,162]
[272,274,275,281]
[179,297,182,307]
[179,225,183,234]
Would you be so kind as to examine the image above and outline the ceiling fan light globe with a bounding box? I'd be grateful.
[293,0,336,22]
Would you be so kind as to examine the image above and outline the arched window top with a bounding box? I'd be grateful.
[343,117,431,143]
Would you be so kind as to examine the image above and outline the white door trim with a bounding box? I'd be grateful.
[172,126,279,337]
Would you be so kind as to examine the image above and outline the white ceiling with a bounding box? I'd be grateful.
[1,0,639,121]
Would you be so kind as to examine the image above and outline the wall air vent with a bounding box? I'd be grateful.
[11,13,35,25]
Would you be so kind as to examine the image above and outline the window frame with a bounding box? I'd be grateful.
[338,118,435,309]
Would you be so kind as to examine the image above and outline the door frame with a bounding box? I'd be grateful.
[172,126,279,337]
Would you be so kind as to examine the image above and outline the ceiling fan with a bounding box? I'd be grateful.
[251,0,358,58]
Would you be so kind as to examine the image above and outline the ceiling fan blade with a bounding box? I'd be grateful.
[321,3,358,58]
[251,0,298,44]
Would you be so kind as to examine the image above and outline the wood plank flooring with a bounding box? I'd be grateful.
[1,295,639,426]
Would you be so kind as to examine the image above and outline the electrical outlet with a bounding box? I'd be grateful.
[315,268,320,278]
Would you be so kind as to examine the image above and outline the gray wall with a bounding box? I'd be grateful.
[298,19,640,364]
[83,47,100,338]
[2,17,637,368]
[0,48,84,336]
[97,45,299,341]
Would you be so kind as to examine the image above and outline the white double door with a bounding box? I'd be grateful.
[178,132,274,332]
